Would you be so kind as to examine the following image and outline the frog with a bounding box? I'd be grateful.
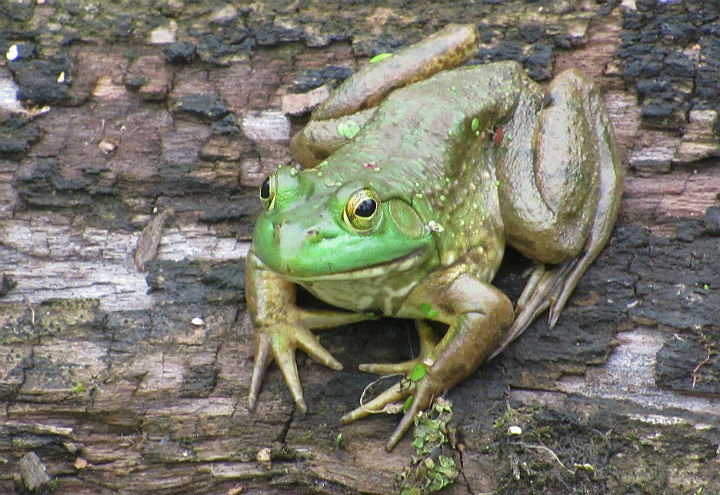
[245,24,623,451]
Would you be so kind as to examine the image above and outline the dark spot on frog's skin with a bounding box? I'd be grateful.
[363,162,377,169]
[492,125,504,145]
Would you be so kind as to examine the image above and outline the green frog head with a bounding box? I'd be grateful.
[252,165,438,284]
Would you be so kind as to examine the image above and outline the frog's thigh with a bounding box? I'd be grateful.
[506,70,603,264]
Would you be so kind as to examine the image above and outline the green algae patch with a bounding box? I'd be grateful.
[410,363,427,382]
[419,302,438,319]
[369,53,393,63]
[337,120,361,139]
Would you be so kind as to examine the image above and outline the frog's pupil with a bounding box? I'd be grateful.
[260,177,270,199]
[355,198,376,217]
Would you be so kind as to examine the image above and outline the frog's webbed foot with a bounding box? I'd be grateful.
[358,319,440,376]
[344,321,442,451]
[340,320,440,450]
[489,260,578,359]
[248,308,370,413]
[340,372,445,451]
[346,278,514,451]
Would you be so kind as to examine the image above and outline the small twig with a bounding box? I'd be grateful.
[691,351,711,389]
[23,296,35,326]
[512,441,574,473]
[133,207,175,271]
[358,374,404,414]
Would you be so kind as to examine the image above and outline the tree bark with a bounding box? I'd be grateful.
[1,2,719,494]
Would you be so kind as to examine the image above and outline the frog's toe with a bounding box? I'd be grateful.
[340,380,412,424]
[248,333,273,412]
[359,320,438,376]
[489,262,571,359]
[294,327,343,371]
[358,360,417,376]
[548,258,588,327]
[272,341,308,413]
[386,379,437,451]
[340,375,442,450]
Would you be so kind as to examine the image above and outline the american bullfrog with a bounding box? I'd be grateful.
[246,24,623,450]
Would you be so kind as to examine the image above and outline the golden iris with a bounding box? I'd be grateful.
[343,188,381,232]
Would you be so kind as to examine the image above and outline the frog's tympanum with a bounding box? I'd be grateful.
[246,24,623,450]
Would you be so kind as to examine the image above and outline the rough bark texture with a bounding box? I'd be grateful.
[1,1,719,494]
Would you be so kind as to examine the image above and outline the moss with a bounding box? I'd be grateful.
[487,403,719,495]
[399,399,458,495]
[71,381,86,394]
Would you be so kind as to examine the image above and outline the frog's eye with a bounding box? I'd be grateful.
[259,174,277,210]
[343,188,382,232]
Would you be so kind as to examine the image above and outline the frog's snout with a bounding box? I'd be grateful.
[271,222,329,247]
[253,208,346,277]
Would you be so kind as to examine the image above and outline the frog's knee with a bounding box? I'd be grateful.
[506,223,590,265]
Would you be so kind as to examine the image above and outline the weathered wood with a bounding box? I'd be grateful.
[1,1,719,494]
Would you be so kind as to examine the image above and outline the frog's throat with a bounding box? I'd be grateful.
[280,249,427,283]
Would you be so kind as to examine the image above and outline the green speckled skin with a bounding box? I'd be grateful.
[246,25,623,451]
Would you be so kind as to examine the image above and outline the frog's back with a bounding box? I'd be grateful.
[319,62,541,277]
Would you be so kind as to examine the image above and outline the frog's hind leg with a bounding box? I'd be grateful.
[492,69,623,357]
[489,261,570,358]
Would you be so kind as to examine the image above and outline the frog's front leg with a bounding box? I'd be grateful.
[246,250,372,412]
[341,272,513,451]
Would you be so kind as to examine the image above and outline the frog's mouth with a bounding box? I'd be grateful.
[278,248,428,283]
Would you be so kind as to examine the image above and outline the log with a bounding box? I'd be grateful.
[1,2,719,494]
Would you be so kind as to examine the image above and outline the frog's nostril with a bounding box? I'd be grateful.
[272,222,281,243]
[307,229,322,244]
